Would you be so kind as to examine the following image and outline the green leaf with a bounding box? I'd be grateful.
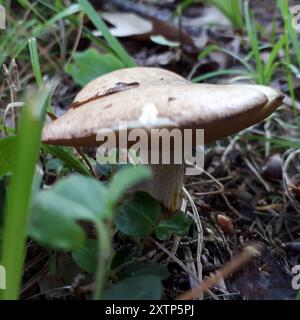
[52,175,111,218]
[123,263,170,280]
[72,239,98,273]
[29,191,89,249]
[150,35,180,47]
[116,191,160,237]
[65,48,125,86]
[0,136,17,178]
[109,166,152,203]
[155,211,192,241]
[103,275,163,300]
[45,158,64,172]
[111,246,137,269]
[29,175,110,250]
[42,144,91,176]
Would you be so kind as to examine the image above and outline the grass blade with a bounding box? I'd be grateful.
[281,0,296,112]
[28,37,55,115]
[264,35,285,83]
[244,0,264,84]
[277,0,300,68]
[76,0,135,67]
[218,47,253,72]
[192,69,248,83]
[231,0,244,30]
[44,4,81,28]
[203,0,243,30]
[42,145,91,176]
[28,38,43,87]
[0,83,55,300]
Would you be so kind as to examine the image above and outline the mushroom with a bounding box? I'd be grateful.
[42,67,283,211]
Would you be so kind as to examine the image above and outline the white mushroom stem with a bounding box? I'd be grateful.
[139,163,185,212]
[135,149,185,211]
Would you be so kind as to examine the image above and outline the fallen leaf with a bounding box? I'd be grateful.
[216,214,234,235]
[92,11,196,51]
[183,7,231,29]
[95,12,153,37]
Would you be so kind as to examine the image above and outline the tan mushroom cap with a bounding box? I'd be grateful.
[42,67,283,146]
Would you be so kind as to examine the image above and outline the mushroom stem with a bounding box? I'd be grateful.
[138,163,185,212]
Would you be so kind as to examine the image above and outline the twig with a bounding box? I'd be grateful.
[65,12,84,67]
[149,237,199,284]
[183,247,200,298]
[183,187,203,292]
[176,243,262,300]
[244,156,271,192]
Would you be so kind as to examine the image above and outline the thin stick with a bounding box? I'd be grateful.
[149,237,199,284]
[176,243,262,300]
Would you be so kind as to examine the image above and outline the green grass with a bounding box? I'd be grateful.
[177,0,243,30]
[244,0,264,84]
[0,83,55,300]
[76,0,135,68]
[245,134,300,150]
[28,38,43,87]
[277,0,300,69]
[203,0,244,30]
[194,1,287,86]
[0,1,137,299]
[0,0,133,82]
[280,0,296,112]
[192,69,249,82]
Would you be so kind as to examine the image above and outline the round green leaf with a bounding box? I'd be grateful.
[116,191,161,237]
[109,166,151,203]
[72,239,98,273]
[155,211,192,241]
[29,175,109,250]
[29,192,86,249]
[103,275,163,300]
[65,49,125,86]
[123,263,170,280]
[52,175,111,218]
